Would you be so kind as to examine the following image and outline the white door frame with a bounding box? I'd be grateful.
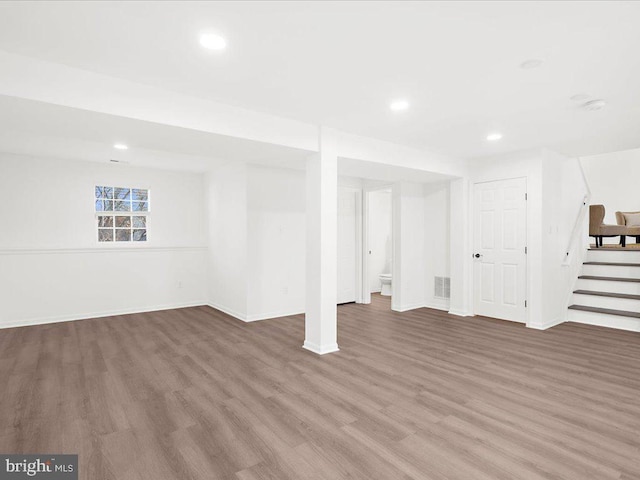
[338,186,364,304]
[361,184,394,304]
[470,176,528,323]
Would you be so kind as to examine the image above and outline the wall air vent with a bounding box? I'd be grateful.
[434,276,451,299]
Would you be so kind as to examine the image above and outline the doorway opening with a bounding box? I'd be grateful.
[363,186,393,308]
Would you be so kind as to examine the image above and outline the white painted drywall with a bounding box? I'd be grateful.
[392,182,426,312]
[464,148,589,329]
[449,177,472,317]
[540,150,590,327]
[469,150,543,327]
[581,147,640,232]
[0,153,207,328]
[205,162,248,319]
[247,165,306,320]
[367,189,392,293]
[424,182,451,311]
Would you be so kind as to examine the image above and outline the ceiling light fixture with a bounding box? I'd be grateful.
[389,99,409,111]
[486,133,503,141]
[200,33,227,51]
[113,143,128,150]
[582,99,606,111]
[520,59,543,69]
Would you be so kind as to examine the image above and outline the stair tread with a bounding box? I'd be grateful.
[578,275,640,283]
[583,262,640,267]
[568,305,640,319]
[573,289,640,300]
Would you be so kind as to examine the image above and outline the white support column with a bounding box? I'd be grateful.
[449,177,473,316]
[304,127,339,355]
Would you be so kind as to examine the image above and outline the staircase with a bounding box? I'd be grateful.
[568,248,640,332]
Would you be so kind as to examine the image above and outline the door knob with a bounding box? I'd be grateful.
[474,253,482,258]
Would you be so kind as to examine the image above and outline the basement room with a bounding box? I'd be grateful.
[1,2,639,479]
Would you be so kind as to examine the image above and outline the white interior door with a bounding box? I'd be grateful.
[337,188,357,304]
[473,178,527,323]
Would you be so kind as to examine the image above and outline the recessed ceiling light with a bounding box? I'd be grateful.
[570,93,590,102]
[582,99,606,111]
[113,143,128,150]
[520,59,543,69]
[486,133,503,141]
[200,33,227,51]
[389,99,409,111]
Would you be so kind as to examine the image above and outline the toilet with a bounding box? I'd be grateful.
[379,273,392,296]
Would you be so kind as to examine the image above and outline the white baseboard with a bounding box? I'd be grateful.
[527,317,565,330]
[246,309,304,322]
[206,302,247,322]
[448,309,473,317]
[207,302,304,323]
[392,302,426,313]
[0,301,207,330]
[425,298,451,312]
[302,340,340,355]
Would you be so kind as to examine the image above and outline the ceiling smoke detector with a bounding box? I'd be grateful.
[570,93,590,102]
[520,59,543,70]
[582,99,606,111]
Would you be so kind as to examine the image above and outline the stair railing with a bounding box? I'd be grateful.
[562,159,591,267]
[562,194,590,266]
[561,159,591,323]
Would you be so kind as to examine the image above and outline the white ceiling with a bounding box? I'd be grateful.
[1,1,640,159]
[0,95,310,172]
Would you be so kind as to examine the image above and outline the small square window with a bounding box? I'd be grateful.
[96,186,149,242]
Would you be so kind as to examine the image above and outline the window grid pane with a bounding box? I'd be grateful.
[95,186,149,242]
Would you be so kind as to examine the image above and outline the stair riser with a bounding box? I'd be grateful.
[576,278,640,295]
[586,250,640,263]
[567,309,640,332]
[582,265,640,279]
[572,294,640,312]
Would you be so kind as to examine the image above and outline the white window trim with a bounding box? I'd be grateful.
[95,185,151,245]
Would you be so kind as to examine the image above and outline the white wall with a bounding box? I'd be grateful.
[424,182,451,310]
[206,163,307,321]
[392,182,426,311]
[205,162,248,319]
[368,189,392,292]
[581,147,640,231]
[0,153,207,328]
[247,165,306,320]
[540,150,590,327]
[465,148,589,329]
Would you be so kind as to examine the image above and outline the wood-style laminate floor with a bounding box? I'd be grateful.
[1,295,640,480]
